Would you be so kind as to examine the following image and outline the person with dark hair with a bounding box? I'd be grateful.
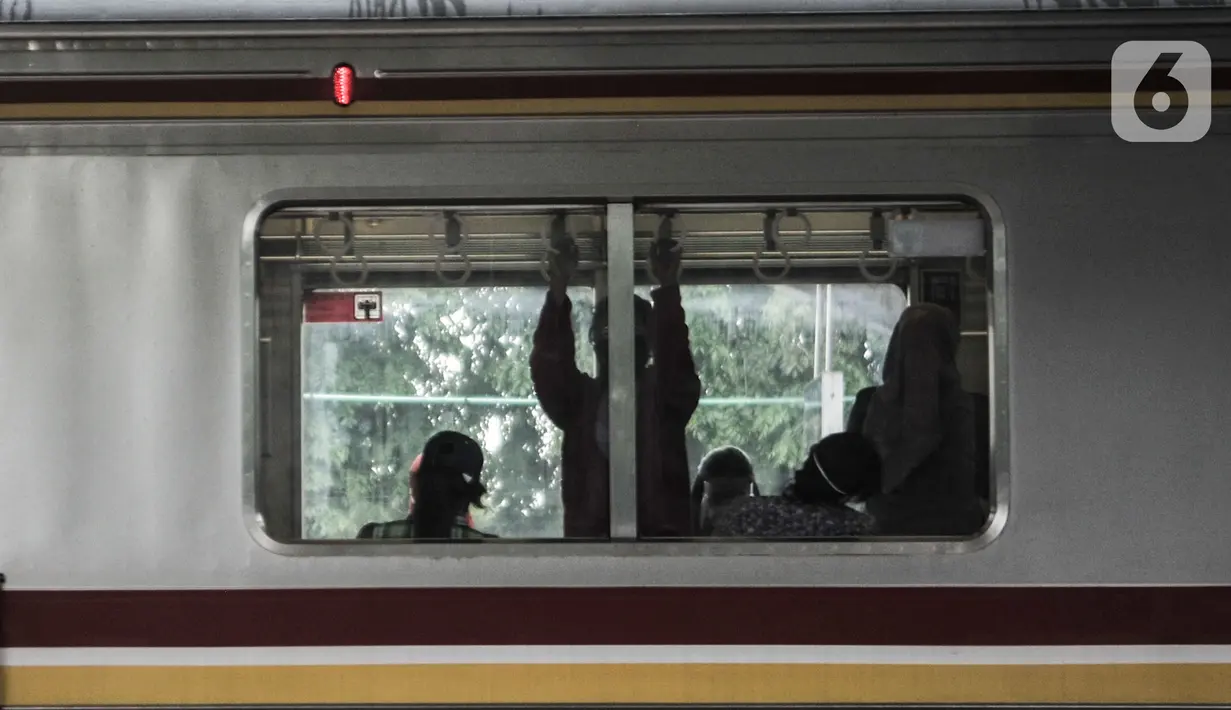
[691,446,759,535]
[709,432,881,538]
[356,431,495,540]
[531,241,701,538]
[858,303,985,535]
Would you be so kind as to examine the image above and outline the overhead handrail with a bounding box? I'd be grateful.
[431,211,473,286]
[280,205,977,285]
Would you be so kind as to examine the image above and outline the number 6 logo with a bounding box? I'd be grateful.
[1112,41,1212,143]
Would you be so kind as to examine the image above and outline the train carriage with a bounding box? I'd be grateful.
[2,5,1231,708]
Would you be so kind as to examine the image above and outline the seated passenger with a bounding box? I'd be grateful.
[690,446,760,535]
[356,431,496,540]
[848,387,990,509]
[709,432,881,538]
[857,304,986,535]
[531,242,701,538]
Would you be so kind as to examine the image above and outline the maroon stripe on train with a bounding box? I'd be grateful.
[4,586,1231,648]
[1,68,1229,104]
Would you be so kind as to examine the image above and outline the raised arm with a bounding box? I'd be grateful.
[531,237,588,427]
[530,291,587,427]
[650,284,701,421]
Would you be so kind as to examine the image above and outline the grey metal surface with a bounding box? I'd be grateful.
[2,15,1229,79]
[0,108,1228,588]
[4,112,1230,156]
[0,20,1230,587]
[0,0,1225,23]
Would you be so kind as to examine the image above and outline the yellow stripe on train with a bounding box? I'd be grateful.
[7,663,1231,706]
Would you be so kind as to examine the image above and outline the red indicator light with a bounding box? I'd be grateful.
[333,64,355,106]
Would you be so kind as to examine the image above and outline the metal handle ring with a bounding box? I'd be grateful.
[431,213,473,285]
[771,209,813,250]
[646,212,686,285]
[434,251,473,286]
[329,254,370,287]
[858,250,899,283]
[752,243,791,283]
[311,212,356,258]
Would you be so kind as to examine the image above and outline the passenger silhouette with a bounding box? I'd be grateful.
[709,433,881,538]
[691,446,759,535]
[858,304,985,535]
[531,241,700,538]
[357,431,495,540]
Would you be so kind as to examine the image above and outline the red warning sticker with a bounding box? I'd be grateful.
[304,292,383,323]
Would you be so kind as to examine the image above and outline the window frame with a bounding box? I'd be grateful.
[242,189,1008,557]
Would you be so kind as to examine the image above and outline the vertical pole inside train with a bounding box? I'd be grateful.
[813,284,843,438]
[605,203,638,540]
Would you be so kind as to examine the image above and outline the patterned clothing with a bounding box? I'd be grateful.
[356,516,496,540]
[709,495,876,538]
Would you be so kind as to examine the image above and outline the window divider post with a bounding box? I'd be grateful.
[605,203,638,541]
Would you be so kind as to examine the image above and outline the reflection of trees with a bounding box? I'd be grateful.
[1,0,33,22]
[301,287,580,539]
[301,284,891,540]
[348,0,467,18]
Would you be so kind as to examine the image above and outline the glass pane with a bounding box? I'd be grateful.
[678,283,902,493]
[254,204,611,543]
[630,205,992,541]
[300,285,596,540]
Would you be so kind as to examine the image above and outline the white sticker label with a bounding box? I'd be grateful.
[353,293,382,321]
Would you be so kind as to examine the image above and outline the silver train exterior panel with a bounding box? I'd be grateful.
[1,15,1229,708]
[2,113,1228,587]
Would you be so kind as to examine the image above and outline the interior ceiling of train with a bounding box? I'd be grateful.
[0,0,1219,22]
[258,202,982,287]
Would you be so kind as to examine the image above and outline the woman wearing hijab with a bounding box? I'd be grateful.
[860,304,985,535]
[708,433,881,538]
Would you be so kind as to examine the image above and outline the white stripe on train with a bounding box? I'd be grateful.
[8,644,1231,667]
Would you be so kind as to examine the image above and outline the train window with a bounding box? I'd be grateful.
[255,205,611,542]
[250,198,997,551]
[630,206,992,540]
